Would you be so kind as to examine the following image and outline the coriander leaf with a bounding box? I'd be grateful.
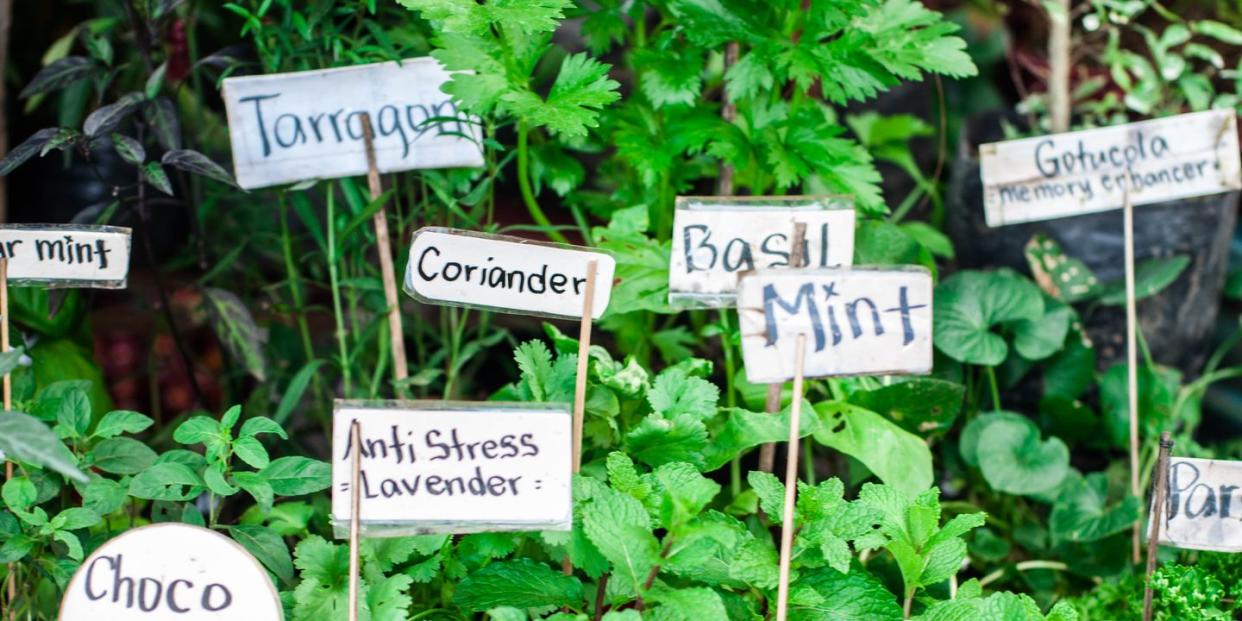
[503,53,620,139]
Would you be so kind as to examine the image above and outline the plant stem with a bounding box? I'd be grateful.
[279,197,319,388]
[803,436,815,485]
[516,121,568,244]
[984,366,1001,411]
[719,310,743,496]
[327,185,352,396]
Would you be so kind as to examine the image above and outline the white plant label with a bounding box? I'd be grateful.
[222,58,484,189]
[332,401,572,536]
[738,268,933,383]
[980,109,1242,226]
[404,228,615,319]
[0,224,131,288]
[59,523,282,620]
[668,196,855,307]
[1153,456,1242,552]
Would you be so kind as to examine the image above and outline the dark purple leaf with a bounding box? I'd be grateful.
[19,57,96,99]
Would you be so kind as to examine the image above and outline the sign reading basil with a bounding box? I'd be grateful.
[403,228,615,319]
[59,523,282,620]
[222,58,484,189]
[1154,456,1242,552]
[0,224,131,288]
[980,109,1242,226]
[668,196,855,307]
[738,268,933,383]
[331,401,572,536]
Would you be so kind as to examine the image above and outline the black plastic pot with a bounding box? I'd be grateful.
[947,110,1239,375]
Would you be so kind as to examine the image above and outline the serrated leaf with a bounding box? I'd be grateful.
[203,287,267,382]
[503,53,620,139]
[454,559,584,612]
[648,367,719,420]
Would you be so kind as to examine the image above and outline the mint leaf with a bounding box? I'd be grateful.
[454,559,584,611]
[582,486,660,589]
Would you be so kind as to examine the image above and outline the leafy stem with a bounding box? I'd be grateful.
[516,121,569,244]
[984,366,1001,411]
[326,184,352,396]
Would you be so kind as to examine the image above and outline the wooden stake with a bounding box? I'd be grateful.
[775,333,807,621]
[1142,433,1173,621]
[759,223,807,474]
[572,261,599,473]
[1124,191,1141,564]
[1,259,12,613]
[359,113,409,395]
[1048,0,1071,133]
[348,419,362,621]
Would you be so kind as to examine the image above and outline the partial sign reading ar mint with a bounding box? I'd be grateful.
[668,196,855,307]
[0,224,131,288]
[222,58,484,189]
[331,401,572,536]
[738,268,933,383]
[980,109,1242,226]
[404,228,615,319]
[1153,456,1242,553]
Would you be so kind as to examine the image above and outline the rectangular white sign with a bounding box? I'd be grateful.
[332,401,572,536]
[668,196,855,307]
[404,228,615,319]
[0,224,131,288]
[738,268,933,383]
[980,109,1242,226]
[222,58,484,189]
[1153,456,1242,552]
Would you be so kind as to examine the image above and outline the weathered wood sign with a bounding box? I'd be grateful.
[668,196,855,307]
[222,58,484,189]
[980,109,1242,226]
[1152,456,1242,552]
[403,228,615,319]
[59,523,282,620]
[0,224,131,288]
[331,401,572,536]
[738,268,933,383]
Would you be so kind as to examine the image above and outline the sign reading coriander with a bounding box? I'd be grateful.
[738,268,933,383]
[980,109,1242,226]
[331,401,572,536]
[0,224,131,288]
[403,228,615,319]
[222,58,484,189]
[59,523,282,620]
[668,196,855,307]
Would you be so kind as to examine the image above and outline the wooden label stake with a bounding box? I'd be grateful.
[1124,190,1141,563]
[1142,432,1174,621]
[359,113,410,395]
[758,223,807,474]
[348,419,362,621]
[774,333,807,621]
[572,261,599,473]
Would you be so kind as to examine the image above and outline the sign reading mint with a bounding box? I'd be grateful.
[222,58,484,189]
[738,268,933,383]
[0,224,131,288]
[331,401,572,536]
[668,196,854,307]
[980,109,1242,226]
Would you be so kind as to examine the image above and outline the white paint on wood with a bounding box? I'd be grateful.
[404,228,615,319]
[738,268,933,383]
[59,523,282,620]
[668,196,855,307]
[1154,456,1242,552]
[222,58,484,189]
[0,224,130,288]
[331,401,573,536]
[980,109,1242,226]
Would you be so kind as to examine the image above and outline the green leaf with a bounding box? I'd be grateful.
[54,507,101,530]
[90,437,157,475]
[976,417,1069,496]
[846,379,964,436]
[234,436,271,469]
[273,360,325,425]
[143,162,173,195]
[240,416,287,439]
[748,470,785,524]
[625,413,708,469]
[1024,234,1101,303]
[1098,256,1190,305]
[1010,297,1072,361]
[900,222,955,259]
[582,486,660,589]
[652,462,719,530]
[503,53,620,139]
[110,132,145,166]
[788,566,905,621]
[1099,363,1181,447]
[2,477,36,511]
[81,476,127,515]
[128,462,204,501]
[514,340,555,402]
[203,287,267,381]
[934,269,1044,366]
[648,367,719,420]
[1050,473,1139,544]
[454,559,584,612]
[92,410,153,438]
[813,402,933,496]
[649,586,729,620]
[54,387,91,439]
[0,410,87,482]
[260,456,330,496]
[634,44,703,108]
[292,535,350,620]
[702,403,818,471]
[1194,20,1242,45]
[231,524,295,585]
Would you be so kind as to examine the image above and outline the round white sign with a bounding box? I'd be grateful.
[60,523,283,620]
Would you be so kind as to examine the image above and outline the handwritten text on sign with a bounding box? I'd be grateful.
[1153,456,1242,552]
[0,225,131,288]
[738,268,933,383]
[980,109,1242,226]
[332,401,572,536]
[404,228,615,319]
[59,523,282,621]
[668,196,855,307]
[222,58,484,189]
